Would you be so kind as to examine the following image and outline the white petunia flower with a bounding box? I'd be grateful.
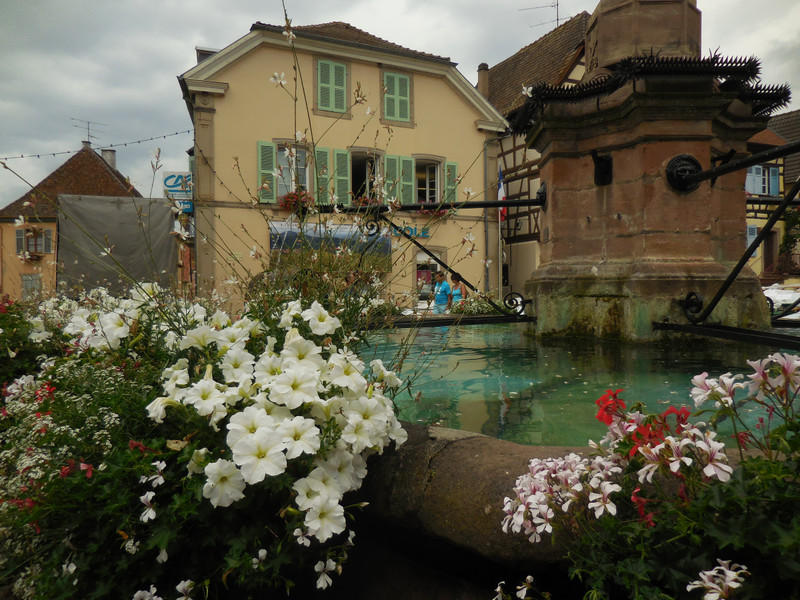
[281,328,326,370]
[301,301,342,335]
[305,496,346,542]
[179,325,217,350]
[270,364,320,409]
[226,405,276,448]
[278,416,321,459]
[232,429,287,483]
[220,346,255,383]
[203,459,246,508]
[278,300,302,328]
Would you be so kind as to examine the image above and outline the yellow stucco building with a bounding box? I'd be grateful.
[178,21,507,307]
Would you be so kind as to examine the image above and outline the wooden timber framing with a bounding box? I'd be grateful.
[498,133,542,245]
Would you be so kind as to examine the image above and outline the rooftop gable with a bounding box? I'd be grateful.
[0,145,142,220]
[488,12,590,117]
[179,21,506,133]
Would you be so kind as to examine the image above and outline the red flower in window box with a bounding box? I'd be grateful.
[279,190,315,211]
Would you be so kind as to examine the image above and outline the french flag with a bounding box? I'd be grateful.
[498,165,507,222]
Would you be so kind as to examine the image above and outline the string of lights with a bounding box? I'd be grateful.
[0,129,193,161]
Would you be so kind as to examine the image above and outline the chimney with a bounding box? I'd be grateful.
[82,140,91,149]
[101,148,117,169]
[477,63,489,96]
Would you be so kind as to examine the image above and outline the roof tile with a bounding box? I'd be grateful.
[250,21,452,64]
[0,146,142,220]
[488,12,590,116]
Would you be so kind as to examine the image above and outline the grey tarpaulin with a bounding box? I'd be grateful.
[57,195,178,294]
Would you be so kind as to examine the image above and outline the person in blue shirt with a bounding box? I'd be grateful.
[432,271,451,314]
[450,273,468,307]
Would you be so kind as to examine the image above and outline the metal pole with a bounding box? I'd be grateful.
[674,139,800,189]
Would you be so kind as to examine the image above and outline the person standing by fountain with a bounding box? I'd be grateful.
[451,273,468,308]
[432,271,452,314]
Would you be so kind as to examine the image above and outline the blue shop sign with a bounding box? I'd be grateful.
[391,224,430,238]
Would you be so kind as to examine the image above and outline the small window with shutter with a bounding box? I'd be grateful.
[383,72,411,122]
[317,59,347,113]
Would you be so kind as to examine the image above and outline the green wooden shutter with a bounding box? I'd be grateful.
[319,60,346,113]
[318,60,332,111]
[257,141,277,203]
[400,156,415,204]
[384,155,399,202]
[333,149,351,204]
[314,147,330,202]
[384,73,397,120]
[333,63,346,112]
[397,74,410,121]
[383,73,410,122]
[44,229,53,253]
[16,229,24,254]
[444,162,458,203]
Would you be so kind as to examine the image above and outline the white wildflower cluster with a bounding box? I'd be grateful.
[501,452,623,543]
[37,284,167,351]
[686,559,749,600]
[146,299,406,546]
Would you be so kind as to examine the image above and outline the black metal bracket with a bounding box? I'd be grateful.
[710,149,737,188]
[535,182,547,209]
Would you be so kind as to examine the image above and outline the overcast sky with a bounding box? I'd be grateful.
[2,0,798,209]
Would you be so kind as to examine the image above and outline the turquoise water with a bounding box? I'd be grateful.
[364,324,782,446]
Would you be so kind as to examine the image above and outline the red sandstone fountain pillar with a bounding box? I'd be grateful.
[526,0,771,339]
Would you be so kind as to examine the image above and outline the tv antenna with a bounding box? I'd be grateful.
[519,1,561,28]
[70,118,108,144]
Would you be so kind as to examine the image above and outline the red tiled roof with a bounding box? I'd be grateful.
[749,128,786,148]
[250,21,453,65]
[488,12,590,117]
[0,146,141,220]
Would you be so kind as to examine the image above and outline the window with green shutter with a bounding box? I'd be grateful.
[318,59,347,113]
[314,148,331,202]
[444,162,458,203]
[333,149,351,204]
[384,155,399,202]
[399,156,415,204]
[383,72,411,122]
[384,155,415,204]
[257,141,277,203]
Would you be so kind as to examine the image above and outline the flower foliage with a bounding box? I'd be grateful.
[502,354,800,600]
[449,293,497,316]
[0,284,406,599]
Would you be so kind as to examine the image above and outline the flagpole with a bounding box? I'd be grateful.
[498,202,503,301]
